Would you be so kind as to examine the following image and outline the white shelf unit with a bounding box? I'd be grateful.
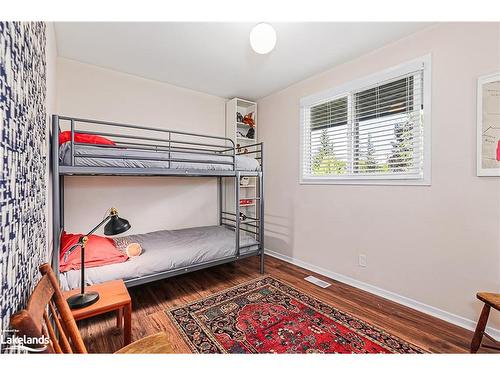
[225,98,257,150]
[224,98,259,236]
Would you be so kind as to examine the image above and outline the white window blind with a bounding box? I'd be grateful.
[300,57,430,185]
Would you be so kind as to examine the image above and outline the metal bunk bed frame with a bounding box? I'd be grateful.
[51,115,265,288]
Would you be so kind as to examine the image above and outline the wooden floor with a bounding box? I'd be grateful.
[77,255,495,353]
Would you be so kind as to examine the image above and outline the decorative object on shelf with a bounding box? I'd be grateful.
[477,72,500,176]
[246,127,255,139]
[64,208,131,309]
[236,144,249,154]
[239,212,247,221]
[240,176,250,186]
[236,112,243,123]
[243,112,255,127]
[239,199,253,205]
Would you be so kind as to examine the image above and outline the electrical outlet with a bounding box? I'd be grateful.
[358,254,367,267]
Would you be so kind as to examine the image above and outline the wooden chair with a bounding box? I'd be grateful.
[9,263,174,354]
[470,292,500,353]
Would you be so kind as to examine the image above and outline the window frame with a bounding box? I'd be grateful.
[299,54,432,186]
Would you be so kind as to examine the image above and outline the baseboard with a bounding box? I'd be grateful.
[265,248,500,341]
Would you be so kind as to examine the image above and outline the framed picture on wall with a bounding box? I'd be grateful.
[477,72,500,176]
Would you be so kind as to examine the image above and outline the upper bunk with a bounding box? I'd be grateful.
[52,115,263,177]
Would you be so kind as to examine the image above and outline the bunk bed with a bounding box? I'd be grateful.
[51,115,264,290]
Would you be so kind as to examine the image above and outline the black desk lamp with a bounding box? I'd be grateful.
[65,208,131,309]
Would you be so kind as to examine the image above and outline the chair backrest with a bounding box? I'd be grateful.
[9,263,87,354]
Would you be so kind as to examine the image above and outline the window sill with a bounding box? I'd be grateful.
[299,177,431,186]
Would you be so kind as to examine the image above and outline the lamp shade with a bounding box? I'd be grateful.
[104,214,131,235]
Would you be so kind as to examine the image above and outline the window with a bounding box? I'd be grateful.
[300,56,431,185]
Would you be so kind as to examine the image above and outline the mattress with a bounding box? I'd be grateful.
[59,143,260,171]
[59,225,259,290]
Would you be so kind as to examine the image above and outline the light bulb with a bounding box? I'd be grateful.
[249,23,277,55]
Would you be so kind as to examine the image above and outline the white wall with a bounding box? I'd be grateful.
[258,23,500,331]
[56,58,226,235]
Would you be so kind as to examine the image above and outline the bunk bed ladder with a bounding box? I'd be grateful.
[235,171,241,258]
[218,177,222,226]
[259,169,265,274]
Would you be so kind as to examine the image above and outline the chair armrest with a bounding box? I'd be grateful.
[114,332,175,354]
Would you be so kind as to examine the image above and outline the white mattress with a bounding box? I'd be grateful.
[59,143,260,171]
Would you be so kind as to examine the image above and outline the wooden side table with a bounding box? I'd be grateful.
[62,279,132,346]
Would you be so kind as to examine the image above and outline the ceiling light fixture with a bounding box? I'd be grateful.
[249,23,276,55]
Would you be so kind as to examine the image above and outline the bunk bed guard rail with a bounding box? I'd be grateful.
[54,115,238,171]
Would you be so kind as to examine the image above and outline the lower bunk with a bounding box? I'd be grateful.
[59,225,261,290]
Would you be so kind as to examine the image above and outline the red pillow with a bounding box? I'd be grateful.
[59,231,128,272]
[59,131,116,146]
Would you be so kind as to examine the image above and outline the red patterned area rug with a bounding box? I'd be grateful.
[166,276,425,354]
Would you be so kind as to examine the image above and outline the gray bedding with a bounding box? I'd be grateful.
[59,225,259,290]
[59,143,260,171]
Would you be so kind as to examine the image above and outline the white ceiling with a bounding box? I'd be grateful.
[55,22,432,100]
